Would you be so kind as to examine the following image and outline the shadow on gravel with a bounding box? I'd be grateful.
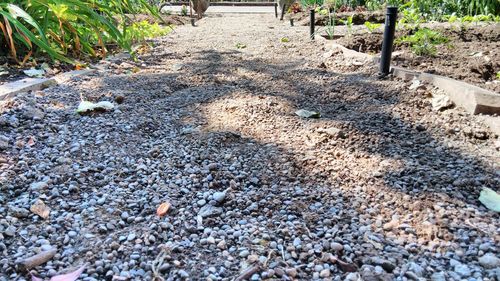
[178,49,499,206]
[5,48,497,280]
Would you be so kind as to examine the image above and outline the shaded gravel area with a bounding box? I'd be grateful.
[1,14,499,281]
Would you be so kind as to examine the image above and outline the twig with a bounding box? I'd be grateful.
[234,264,261,281]
[17,248,57,271]
[263,250,275,267]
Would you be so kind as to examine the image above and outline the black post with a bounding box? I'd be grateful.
[191,18,195,27]
[310,9,315,40]
[275,3,278,18]
[290,18,294,26]
[280,4,286,21]
[379,6,398,77]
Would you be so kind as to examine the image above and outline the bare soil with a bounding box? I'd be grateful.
[291,10,386,26]
[338,24,500,92]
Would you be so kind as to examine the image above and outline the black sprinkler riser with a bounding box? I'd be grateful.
[310,9,315,40]
[380,6,398,76]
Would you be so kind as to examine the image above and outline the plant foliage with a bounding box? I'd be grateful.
[396,27,449,56]
[0,0,162,64]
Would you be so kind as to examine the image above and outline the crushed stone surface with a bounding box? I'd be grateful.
[0,14,499,281]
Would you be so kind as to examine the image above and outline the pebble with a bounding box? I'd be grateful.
[454,263,471,277]
[30,181,48,191]
[239,250,250,258]
[320,269,331,278]
[478,253,500,269]
[212,191,226,203]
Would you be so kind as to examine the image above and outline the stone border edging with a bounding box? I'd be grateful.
[0,69,96,100]
[325,42,500,116]
[323,41,500,136]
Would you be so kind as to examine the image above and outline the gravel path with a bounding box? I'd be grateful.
[1,14,499,281]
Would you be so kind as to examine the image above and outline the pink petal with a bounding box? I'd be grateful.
[31,274,44,281]
[50,265,86,281]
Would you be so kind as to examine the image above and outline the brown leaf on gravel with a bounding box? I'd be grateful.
[30,199,50,219]
[156,202,171,217]
[27,136,36,147]
[330,256,358,272]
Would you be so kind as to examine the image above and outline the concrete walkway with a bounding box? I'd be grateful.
[162,5,275,14]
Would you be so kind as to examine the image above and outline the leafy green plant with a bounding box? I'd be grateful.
[235,42,246,49]
[396,27,449,56]
[344,16,353,35]
[181,4,188,16]
[0,0,162,65]
[124,20,172,43]
[364,21,381,33]
[300,0,324,9]
[496,71,500,80]
[325,13,336,39]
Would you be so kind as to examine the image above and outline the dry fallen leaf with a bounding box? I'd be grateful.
[156,202,171,217]
[30,199,50,219]
[27,136,36,147]
[32,264,86,281]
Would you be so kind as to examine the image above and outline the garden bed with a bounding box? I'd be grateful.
[0,14,188,87]
[338,24,500,93]
[291,10,385,26]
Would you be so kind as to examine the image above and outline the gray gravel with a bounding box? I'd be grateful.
[1,13,499,281]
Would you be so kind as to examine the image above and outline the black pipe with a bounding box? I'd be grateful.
[290,18,294,26]
[379,6,398,77]
[310,9,315,40]
[275,3,278,18]
[280,4,286,21]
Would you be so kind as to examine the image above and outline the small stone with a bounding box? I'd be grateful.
[239,250,250,258]
[217,240,227,250]
[178,270,189,278]
[4,226,15,237]
[9,206,30,218]
[127,233,136,241]
[408,262,425,277]
[285,268,297,277]
[479,253,500,269]
[454,263,471,277]
[319,269,331,278]
[121,212,129,220]
[115,96,125,104]
[383,220,399,230]
[198,205,223,218]
[30,181,48,191]
[293,238,301,247]
[212,191,226,203]
[330,242,343,252]
[431,272,446,281]
[207,163,219,171]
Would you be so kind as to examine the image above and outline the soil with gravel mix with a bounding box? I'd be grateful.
[1,14,499,281]
[338,24,500,93]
